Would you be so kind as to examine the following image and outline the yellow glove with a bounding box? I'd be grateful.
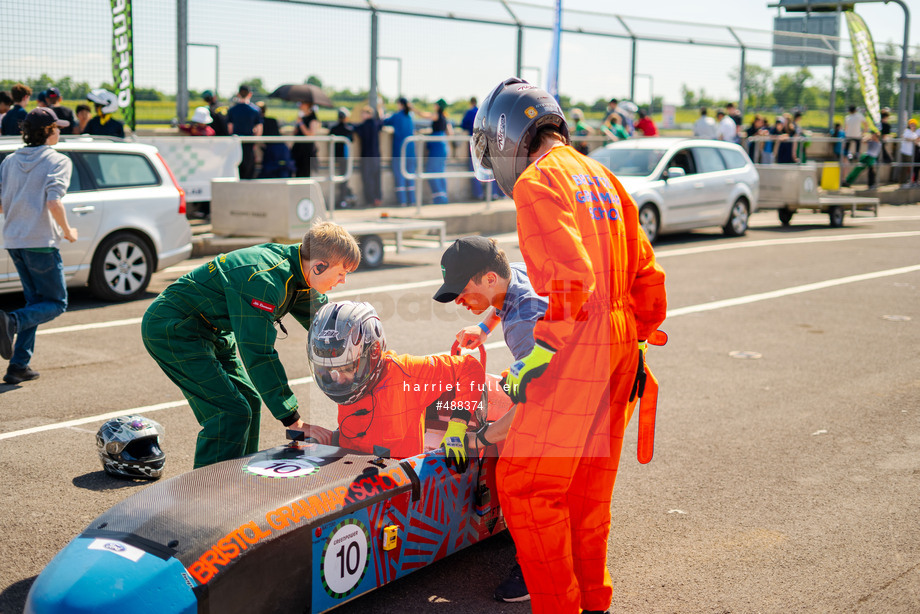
[505,341,556,403]
[440,420,469,473]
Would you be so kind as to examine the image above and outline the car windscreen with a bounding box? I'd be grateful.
[590,148,666,176]
[79,152,160,189]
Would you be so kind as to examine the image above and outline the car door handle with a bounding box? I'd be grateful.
[724,179,735,184]
[693,182,704,189]
[71,206,96,214]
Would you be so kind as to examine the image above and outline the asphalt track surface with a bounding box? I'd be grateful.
[2,205,920,614]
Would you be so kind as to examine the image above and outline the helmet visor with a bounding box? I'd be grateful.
[311,355,375,403]
[470,133,495,183]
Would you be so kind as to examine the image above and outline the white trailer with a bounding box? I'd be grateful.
[209,178,445,269]
[755,164,878,227]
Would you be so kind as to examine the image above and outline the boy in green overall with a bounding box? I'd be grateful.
[141,221,360,468]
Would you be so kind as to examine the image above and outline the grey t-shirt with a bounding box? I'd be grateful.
[0,145,72,249]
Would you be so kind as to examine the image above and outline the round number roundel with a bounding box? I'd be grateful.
[321,519,369,599]
[296,198,315,222]
[243,458,317,479]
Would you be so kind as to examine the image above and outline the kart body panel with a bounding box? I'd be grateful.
[25,440,505,614]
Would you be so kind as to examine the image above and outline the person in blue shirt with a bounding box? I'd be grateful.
[226,85,263,179]
[832,122,845,159]
[461,97,484,199]
[383,97,416,206]
[422,99,452,204]
[433,235,548,604]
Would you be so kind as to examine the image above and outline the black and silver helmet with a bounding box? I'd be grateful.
[308,301,386,405]
[470,77,570,196]
[96,415,165,480]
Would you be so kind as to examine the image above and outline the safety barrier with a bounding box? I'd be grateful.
[399,134,495,212]
[237,135,353,219]
[743,135,920,188]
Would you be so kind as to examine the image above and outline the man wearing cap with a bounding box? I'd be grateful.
[0,108,78,385]
[433,235,548,603]
[202,90,228,136]
[46,87,76,135]
[328,107,356,208]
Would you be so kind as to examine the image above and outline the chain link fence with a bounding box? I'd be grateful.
[1,0,917,131]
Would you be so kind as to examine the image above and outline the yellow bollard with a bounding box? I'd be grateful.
[821,164,841,191]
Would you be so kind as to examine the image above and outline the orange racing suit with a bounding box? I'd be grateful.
[336,351,485,459]
[496,144,667,614]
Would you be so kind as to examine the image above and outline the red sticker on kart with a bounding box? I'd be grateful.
[251,299,276,313]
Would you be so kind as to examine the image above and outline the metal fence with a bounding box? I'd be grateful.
[2,0,918,130]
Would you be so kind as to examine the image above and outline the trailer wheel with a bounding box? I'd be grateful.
[828,206,845,228]
[778,208,794,226]
[359,235,384,269]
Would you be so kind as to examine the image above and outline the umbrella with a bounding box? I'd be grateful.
[268,83,333,108]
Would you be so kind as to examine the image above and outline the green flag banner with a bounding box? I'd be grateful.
[845,11,879,131]
[111,0,135,130]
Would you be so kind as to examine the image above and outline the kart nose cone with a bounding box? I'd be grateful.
[24,536,196,614]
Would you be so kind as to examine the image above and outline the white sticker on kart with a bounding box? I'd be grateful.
[321,519,370,599]
[88,538,144,562]
[244,458,318,479]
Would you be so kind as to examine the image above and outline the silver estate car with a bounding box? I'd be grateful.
[0,137,192,301]
[590,137,759,243]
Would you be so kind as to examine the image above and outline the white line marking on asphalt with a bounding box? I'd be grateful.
[0,341,509,440]
[655,231,920,258]
[38,317,142,335]
[6,259,917,438]
[38,231,920,337]
[666,264,920,317]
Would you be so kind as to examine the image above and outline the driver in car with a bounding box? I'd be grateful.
[304,301,485,472]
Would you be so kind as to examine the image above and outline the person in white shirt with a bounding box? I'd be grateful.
[900,118,919,186]
[693,107,718,140]
[716,109,738,143]
[844,105,866,160]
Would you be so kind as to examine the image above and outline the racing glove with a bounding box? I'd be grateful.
[440,420,470,473]
[505,341,556,404]
[629,340,648,403]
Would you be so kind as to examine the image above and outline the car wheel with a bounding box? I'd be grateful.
[723,198,749,237]
[359,235,384,269]
[638,204,659,243]
[828,206,845,228]
[778,207,794,226]
[89,232,154,301]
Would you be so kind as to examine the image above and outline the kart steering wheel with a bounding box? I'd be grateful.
[450,340,487,372]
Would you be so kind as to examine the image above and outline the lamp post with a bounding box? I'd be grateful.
[378,56,403,97]
[635,73,654,114]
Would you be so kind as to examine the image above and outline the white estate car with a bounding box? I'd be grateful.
[589,138,759,243]
[0,136,192,301]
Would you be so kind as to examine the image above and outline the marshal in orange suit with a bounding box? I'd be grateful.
[471,78,667,614]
